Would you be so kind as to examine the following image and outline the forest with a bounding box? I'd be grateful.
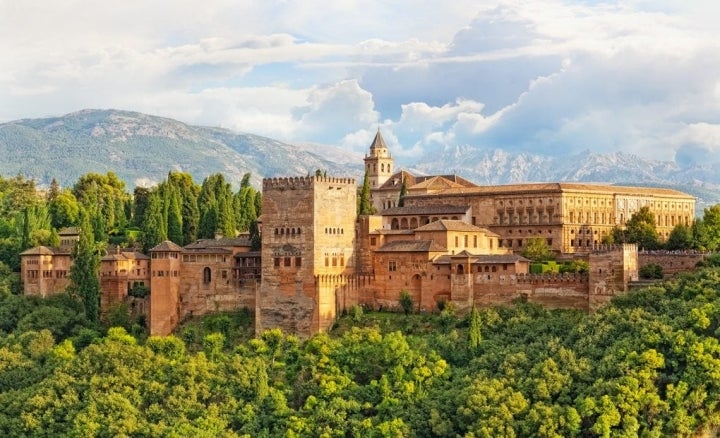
[0,263,720,436]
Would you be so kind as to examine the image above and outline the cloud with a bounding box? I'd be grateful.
[1,0,720,169]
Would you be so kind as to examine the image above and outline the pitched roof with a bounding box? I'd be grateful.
[58,227,80,236]
[375,171,479,192]
[20,246,59,256]
[149,240,183,252]
[415,220,486,233]
[407,182,694,199]
[433,254,530,264]
[183,248,233,255]
[410,175,468,191]
[184,237,252,249]
[101,250,150,261]
[376,240,447,253]
[380,204,469,216]
[369,130,388,151]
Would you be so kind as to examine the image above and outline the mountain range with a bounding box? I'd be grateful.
[1,109,718,212]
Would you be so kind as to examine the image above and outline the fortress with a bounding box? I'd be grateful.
[20,131,698,337]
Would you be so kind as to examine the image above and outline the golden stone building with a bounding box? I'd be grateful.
[364,131,695,254]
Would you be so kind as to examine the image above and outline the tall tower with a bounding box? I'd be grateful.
[364,130,394,189]
[257,175,357,337]
[149,241,182,336]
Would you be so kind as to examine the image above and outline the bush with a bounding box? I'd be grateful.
[639,263,664,279]
[399,290,413,315]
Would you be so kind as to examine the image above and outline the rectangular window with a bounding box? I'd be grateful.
[284,257,291,267]
[389,260,397,272]
[221,270,227,279]
[370,237,377,246]
[295,257,302,267]
[274,258,280,268]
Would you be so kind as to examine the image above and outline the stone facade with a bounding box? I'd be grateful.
[256,176,357,337]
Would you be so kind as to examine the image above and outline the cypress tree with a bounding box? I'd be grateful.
[68,209,101,323]
[398,178,408,207]
[166,184,183,245]
[358,170,376,215]
[468,305,482,355]
[141,192,166,252]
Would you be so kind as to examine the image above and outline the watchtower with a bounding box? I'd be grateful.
[257,175,357,337]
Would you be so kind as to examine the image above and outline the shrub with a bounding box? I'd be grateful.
[639,263,664,279]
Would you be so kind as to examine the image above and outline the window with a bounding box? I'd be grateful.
[389,260,397,272]
[203,267,211,283]
[295,257,302,267]
[221,270,227,279]
[274,258,281,268]
[284,257,291,267]
[370,237,377,246]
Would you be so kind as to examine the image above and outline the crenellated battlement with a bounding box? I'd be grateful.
[516,273,589,284]
[263,175,356,190]
[589,243,638,254]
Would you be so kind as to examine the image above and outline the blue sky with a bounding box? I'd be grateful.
[1,0,719,165]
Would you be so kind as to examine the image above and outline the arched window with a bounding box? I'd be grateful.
[203,267,211,283]
[457,264,464,275]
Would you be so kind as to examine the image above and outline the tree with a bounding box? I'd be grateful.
[468,305,482,355]
[249,220,261,251]
[357,171,376,216]
[398,178,408,207]
[639,263,663,279]
[141,192,166,252]
[521,237,554,262]
[399,290,413,315]
[68,209,101,323]
[666,223,694,250]
[624,206,659,250]
[696,204,720,251]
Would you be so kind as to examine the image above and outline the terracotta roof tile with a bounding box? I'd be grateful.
[376,240,447,253]
[149,240,183,252]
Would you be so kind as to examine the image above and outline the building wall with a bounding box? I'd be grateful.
[257,176,357,337]
[149,250,182,336]
[21,253,72,297]
[638,252,707,278]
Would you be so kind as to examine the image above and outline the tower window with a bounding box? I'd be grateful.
[203,267,211,283]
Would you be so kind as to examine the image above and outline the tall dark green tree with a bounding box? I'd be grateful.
[166,184,183,245]
[68,209,101,323]
[398,178,408,207]
[141,192,167,252]
[358,171,376,215]
[666,223,694,250]
[133,187,151,228]
[249,219,261,251]
[468,305,482,355]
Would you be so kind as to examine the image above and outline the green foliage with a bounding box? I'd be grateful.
[399,290,413,315]
[639,263,664,279]
[666,223,694,250]
[398,178,408,207]
[695,204,720,251]
[357,170,376,216]
[68,210,101,323]
[4,264,720,435]
[521,237,555,262]
[617,206,660,250]
[560,260,589,274]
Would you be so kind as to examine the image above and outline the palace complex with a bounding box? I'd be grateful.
[20,131,698,337]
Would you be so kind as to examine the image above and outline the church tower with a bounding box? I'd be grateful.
[364,130,394,189]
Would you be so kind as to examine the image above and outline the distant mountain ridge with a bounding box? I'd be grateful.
[0,109,363,188]
[1,109,718,212]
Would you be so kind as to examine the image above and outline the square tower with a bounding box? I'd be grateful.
[258,175,356,337]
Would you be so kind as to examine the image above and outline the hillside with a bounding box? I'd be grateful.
[0,109,363,188]
[1,109,719,211]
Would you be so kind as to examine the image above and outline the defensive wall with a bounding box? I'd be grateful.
[638,251,709,278]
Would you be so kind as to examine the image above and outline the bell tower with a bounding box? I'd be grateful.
[363,130,394,188]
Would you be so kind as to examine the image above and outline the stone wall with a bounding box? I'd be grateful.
[638,251,708,278]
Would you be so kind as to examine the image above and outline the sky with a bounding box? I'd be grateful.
[2,0,719,165]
